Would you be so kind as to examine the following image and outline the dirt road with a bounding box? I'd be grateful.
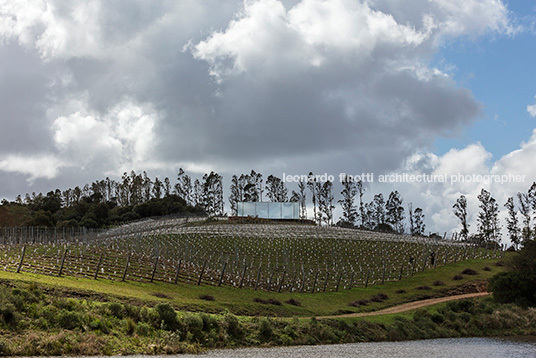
[316,292,491,319]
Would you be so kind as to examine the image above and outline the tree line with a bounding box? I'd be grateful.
[452,183,536,249]
[4,167,534,245]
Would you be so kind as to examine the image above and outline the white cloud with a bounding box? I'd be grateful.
[0,154,64,182]
[52,97,162,175]
[387,131,536,244]
[528,97,536,117]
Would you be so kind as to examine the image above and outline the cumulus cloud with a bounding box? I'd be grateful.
[384,131,536,243]
[0,154,64,182]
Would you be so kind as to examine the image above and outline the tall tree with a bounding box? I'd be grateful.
[265,175,288,202]
[413,207,425,236]
[529,182,536,239]
[201,171,223,216]
[338,175,357,227]
[386,190,405,233]
[306,172,319,223]
[453,195,469,241]
[243,170,263,202]
[176,168,193,206]
[372,193,386,228]
[163,177,171,197]
[504,196,521,249]
[477,188,501,244]
[356,180,365,227]
[229,174,246,215]
[517,192,532,242]
[152,177,163,199]
[318,181,334,226]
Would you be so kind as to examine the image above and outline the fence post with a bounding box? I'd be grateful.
[122,252,131,282]
[278,271,286,293]
[335,272,342,292]
[174,259,182,284]
[267,270,276,292]
[17,246,26,273]
[94,253,104,280]
[311,271,319,293]
[239,264,247,288]
[254,266,262,291]
[150,255,160,283]
[365,269,370,288]
[289,271,297,293]
[58,249,68,277]
[197,260,207,286]
[398,262,404,281]
[323,272,330,292]
[348,272,354,290]
[381,264,386,284]
[218,262,227,287]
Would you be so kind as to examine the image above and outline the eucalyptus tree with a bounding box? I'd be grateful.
[318,181,335,225]
[372,193,386,227]
[504,196,521,249]
[229,174,245,215]
[163,177,171,197]
[338,175,357,227]
[306,172,320,223]
[152,177,163,199]
[265,175,288,202]
[176,168,193,205]
[453,195,469,241]
[201,171,224,216]
[386,190,405,233]
[477,188,501,244]
[517,192,532,242]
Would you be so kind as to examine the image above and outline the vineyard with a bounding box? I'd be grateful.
[0,218,502,293]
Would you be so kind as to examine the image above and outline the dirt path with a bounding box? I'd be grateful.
[316,292,491,319]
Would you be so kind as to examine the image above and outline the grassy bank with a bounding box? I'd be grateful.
[0,280,535,355]
[2,257,533,356]
[0,258,503,317]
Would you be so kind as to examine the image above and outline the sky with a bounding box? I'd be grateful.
[0,0,535,241]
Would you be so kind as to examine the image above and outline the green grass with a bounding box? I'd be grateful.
[0,257,504,317]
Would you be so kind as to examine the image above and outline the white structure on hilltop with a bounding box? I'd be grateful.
[237,202,299,220]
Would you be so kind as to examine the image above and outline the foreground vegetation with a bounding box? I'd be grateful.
[0,257,534,355]
[0,279,535,356]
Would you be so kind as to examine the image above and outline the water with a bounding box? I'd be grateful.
[170,337,536,358]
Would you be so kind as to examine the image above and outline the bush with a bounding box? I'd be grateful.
[416,286,432,290]
[0,303,18,326]
[184,314,204,342]
[349,299,369,307]
[395,289,406,294]
[489,272,535,306]
[453,275,463,280]
[222,312,243,339]
[135,322,151,336]
[199,294,215,301]
[259,318,273,342]
[483,266,491,271]
[432,280,445,286]
[253,297,282,305]
[154,303,180,330]
[370,293,389,302]
[107,302,124,318]
[461,268,478,275]
[57,310,83,330]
